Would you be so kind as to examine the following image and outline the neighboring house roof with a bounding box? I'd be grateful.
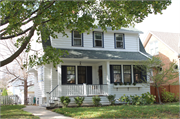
[143,31,180,54]
[42,36,150,61]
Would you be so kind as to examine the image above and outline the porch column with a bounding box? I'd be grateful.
[50,63,53,91]
[57,63,62,97]
[106,61,111,95]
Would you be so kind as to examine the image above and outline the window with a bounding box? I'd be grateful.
[62,66,75,84]
[110,65,122,83]
[133,65,147,83]
[114,33,124,48]
[72,31,83,46]
[93,31,103,47]
[123,65,131,83]
[149,41,158,55]
[78,66,92,84]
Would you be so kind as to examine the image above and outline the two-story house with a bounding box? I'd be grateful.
[143,31,180,84]
[29,27,151,107]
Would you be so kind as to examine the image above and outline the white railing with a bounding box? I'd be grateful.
[87,84,108,96]
[0,95,19,105]
[61,84,108,96]
[47,85,59,103]
[61,85,84,96]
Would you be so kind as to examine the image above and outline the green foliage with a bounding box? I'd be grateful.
[161,89,176,103]
[107,94,116,105]
[119,92,155,105]
[174,93,179,102]
[59,96,71,108]
[114,82,118,85]
[129,82,132,85]
[0,1,171,67]
[119,94,131,105]
[124,82,127,85]
[74,97,85,107]
[92,95,101,106]
[133,82,136,86]
[2,88,8,96]
[119,82,123,85]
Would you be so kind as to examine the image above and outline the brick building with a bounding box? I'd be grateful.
[143,31,180,84]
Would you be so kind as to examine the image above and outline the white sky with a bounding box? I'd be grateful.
[135,0,180,42]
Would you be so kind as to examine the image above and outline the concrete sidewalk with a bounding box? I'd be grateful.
[23,106,74,119]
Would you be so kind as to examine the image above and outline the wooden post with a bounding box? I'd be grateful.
[83,83,87,96]
[57,63,62,97]
[106,61,111,95]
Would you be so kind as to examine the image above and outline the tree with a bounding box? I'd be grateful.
[0,0,171,67]
[2,88,8,96]
[135,57,179,104]
[0,39,35,105]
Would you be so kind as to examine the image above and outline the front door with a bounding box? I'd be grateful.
[99,66,103,84]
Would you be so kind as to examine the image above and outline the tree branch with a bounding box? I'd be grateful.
[0,26,32,40]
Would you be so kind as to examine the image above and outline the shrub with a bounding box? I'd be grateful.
[107,95,116,105]
[129,82,132,85]
[59,96,71,108]
[92,95,101,106]
[74,97,85,107]
[141,92,156,104]
[119,94,130,105]
[124,82,127,85]
[174,93,179,102]
[161,89,175,103]
[114,82,118,85]
[130,95,142,105]
[119,82,123,85]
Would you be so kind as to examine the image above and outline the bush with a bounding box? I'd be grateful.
[174,93,179,102]
[59,96,71,108]
[92,95,101,106]
[141,92,156,104]
[74,97,85,107]
[133,82,136,86]
[119,92,155,105]
[119,82,123,85]
[161,89,175,103]
[107,95,116,105]
[119,94,131,105]
[114,82,118,85]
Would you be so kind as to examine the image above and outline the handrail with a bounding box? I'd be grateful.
[47,85,59,94]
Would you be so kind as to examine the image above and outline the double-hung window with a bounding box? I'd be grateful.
[93,31,103,47]
[114,33,124,48]
[149,41,158,55]
[110,65,122,83]
[72,31,83,46]
[123,65,131,83]
[133,65,147,83]
[62,66,75,84]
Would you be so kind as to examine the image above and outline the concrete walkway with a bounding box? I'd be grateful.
[23,106,74,119]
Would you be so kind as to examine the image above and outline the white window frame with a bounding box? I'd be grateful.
[149,41,159,56]
[93,31,103,47]
[72,31,83,46]
[115,33,124,49]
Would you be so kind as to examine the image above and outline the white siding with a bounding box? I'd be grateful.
[51,30,139,52]
[43,64,51,96]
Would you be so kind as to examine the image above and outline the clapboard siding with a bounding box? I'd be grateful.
[51,30,139,52]
[43,64,51,95]
[110,84,150,98]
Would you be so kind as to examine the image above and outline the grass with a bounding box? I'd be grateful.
[0,105,39,119]
[53,102,180,118]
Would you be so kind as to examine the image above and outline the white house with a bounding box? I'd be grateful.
[29,27,151,107]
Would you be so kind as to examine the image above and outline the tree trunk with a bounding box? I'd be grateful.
[156,87,162,104]
[24,80,28,105]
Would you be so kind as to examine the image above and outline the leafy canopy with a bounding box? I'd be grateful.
[0,0,171,67]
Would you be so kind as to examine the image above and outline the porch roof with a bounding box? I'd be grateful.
[60,49,149,61]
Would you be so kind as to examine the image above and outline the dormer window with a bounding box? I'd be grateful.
[114,33,124,49]
[72,31,83,46]
[93,31,104,47]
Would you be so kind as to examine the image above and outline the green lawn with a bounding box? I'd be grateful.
[53,102,180,118]
[0,105,39,119]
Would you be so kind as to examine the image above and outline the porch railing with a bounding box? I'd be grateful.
[61,84,108,96]
[46,85,59,103]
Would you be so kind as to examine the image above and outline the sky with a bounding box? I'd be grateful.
[135,0,180,42]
